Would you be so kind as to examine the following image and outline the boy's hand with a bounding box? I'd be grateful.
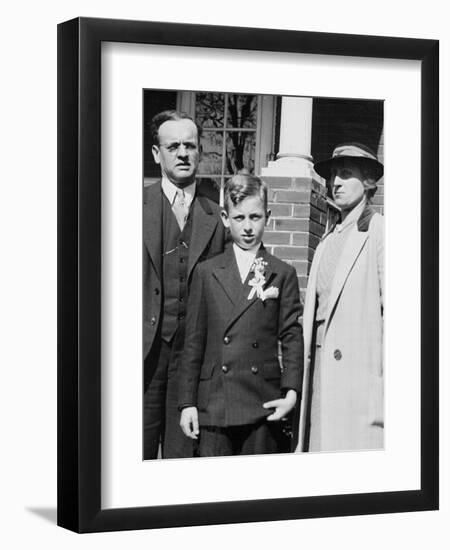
[180,407,199,439]
[263,389,297,421]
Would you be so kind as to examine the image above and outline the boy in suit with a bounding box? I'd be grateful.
[178,174,303,456]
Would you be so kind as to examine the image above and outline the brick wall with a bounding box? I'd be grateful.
[263,176,328,301]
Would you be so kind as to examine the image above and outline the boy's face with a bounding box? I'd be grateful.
[221,194,270,250]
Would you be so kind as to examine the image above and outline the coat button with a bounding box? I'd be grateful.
[221,365,229,373]
[224,336,230,344]
[251,366,258,374]
[150,316,156,326]
[252,342,259,348]
[154,288,160,295]
[334,349,342,361]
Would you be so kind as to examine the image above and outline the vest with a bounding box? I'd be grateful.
[160,195,193,343]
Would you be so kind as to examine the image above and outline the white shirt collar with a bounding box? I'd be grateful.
[233,243,261,283]
[161,176,196,208]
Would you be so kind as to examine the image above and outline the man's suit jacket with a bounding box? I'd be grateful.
[143,182,226,359]
[178,245,303,427]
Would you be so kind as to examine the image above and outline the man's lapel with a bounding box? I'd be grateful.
[143,182,163,280]
[187,194,220,280]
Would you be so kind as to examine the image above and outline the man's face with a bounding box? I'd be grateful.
[221,194,270,250]
[331,161,366,212]
[152,119,201,187]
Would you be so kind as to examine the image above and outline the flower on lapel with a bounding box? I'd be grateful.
[247,258,271,301]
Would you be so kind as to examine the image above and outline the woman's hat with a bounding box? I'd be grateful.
[314,143,384,182]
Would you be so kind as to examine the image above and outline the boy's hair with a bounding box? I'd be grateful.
[150,110,203,145]
[223,174,268,212]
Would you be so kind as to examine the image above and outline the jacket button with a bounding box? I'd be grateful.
[150,317,156,326]
[154,288,160,295]
[221,365,229,373]
[252,342,259,348]
[251,366,258,374]
[224,336,230,344]
[334,349,342,361]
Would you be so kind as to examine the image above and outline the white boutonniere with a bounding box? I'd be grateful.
[247,258,279,301]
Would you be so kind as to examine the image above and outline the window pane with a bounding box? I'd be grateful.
[226,94,257,129]
[225,131,256,175]
[198,131,223,175]
[195,92,225,128]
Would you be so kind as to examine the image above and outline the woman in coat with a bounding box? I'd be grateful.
[297,143,384,452]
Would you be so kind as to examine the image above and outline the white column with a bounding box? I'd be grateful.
[262,96,316,178]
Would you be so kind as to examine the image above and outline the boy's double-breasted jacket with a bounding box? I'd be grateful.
[178,245,303,427]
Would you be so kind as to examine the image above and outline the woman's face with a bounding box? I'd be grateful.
[330,161,367,212]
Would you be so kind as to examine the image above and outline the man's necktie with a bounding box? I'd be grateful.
[172,188,189,230]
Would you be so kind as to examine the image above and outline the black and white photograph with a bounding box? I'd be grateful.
[142,90,385,460]
[3,0,450,543]
[49,8,441,538]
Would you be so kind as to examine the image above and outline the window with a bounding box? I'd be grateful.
[180,91,275,203]
[143,90,276,198]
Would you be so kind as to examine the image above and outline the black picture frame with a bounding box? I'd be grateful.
[57,16,439,533]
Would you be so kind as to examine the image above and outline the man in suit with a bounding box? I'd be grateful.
[178,174,303,456]
[296,143,384,453]
[143,110,226,459]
